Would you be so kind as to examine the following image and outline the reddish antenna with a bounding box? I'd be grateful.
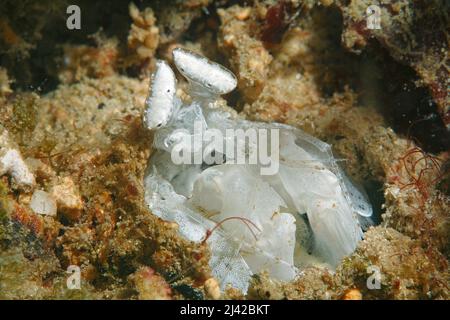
[202,216,261,244]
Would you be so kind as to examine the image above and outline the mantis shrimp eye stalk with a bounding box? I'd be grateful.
[144,60,177,130]
[172,47,237,99]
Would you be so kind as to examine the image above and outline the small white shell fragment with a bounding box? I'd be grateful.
[143,60,177,129]
[173,47,237,95]
[0,128,35,188]
[30,190,57,216]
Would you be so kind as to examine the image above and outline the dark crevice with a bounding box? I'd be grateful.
[364,43,450,153]
[363,180,384,226]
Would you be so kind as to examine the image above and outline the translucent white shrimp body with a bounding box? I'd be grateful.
[143,48,372,292]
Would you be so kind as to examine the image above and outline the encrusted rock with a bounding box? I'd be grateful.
[128,3,159,60]
[218,5,273,102]
[341,288,362,300]
[50,176,83,221]
[0,67,12,96]
[132,267,172,300]
[204,277,221,299]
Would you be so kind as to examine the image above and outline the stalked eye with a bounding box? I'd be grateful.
[144,59,176,131]
[172,47,237,95]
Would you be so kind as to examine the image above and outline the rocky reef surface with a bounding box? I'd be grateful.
[0,0,448,299]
